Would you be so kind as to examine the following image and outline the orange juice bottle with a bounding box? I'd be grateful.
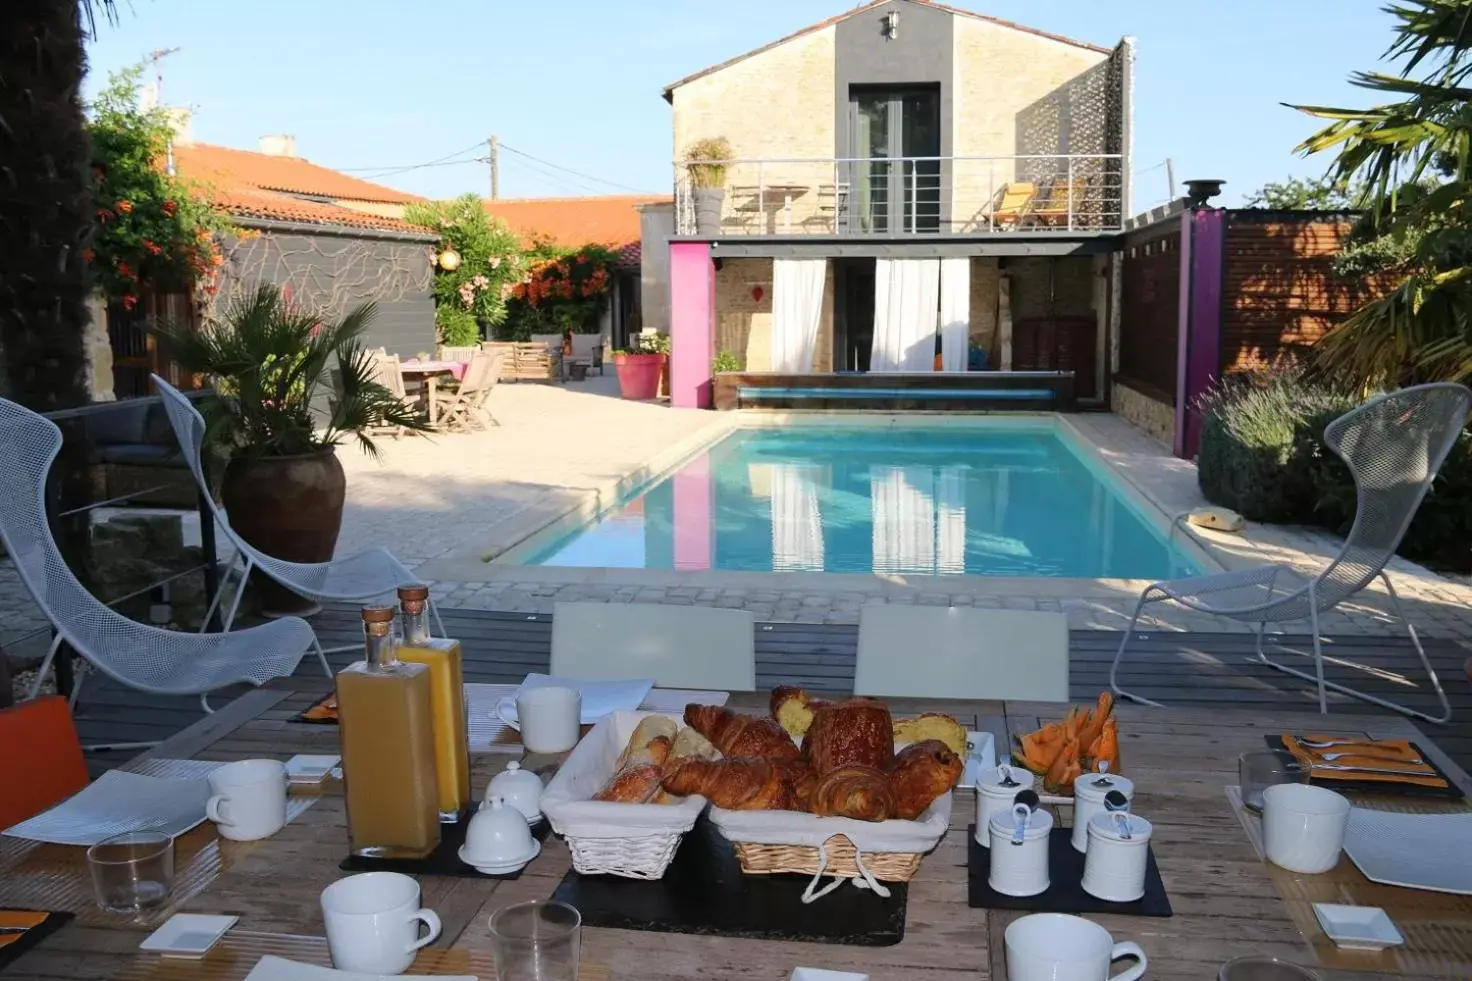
[394,585,471,821]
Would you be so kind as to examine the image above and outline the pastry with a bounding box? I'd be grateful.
[592,763,663,803]
[668,725,721,763]
[809,764,897,822]
[684,705,800,761]
[661,758,795,811]
[770,685,832,739]
[773,757,818,812]
[803,698,894,774]
[892,713,967,756]
[888,739,963,819]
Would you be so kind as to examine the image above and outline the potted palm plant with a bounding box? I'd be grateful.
[154,285,427,614]
[685,136,732,236]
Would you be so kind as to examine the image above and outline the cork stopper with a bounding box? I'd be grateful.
[397,584,429,615]
[361,605,396,637]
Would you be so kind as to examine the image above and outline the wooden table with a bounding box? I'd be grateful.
[400,361,464,426]
[5,681,1469,981]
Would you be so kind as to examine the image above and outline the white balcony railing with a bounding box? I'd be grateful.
[673,154,1125,237]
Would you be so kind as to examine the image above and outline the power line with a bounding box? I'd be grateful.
[338,141,486,177]
[501,153,610,196]
[498,142,659,194]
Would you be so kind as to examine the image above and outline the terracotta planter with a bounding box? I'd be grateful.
[222,448,346,616]
[614,353,664,400]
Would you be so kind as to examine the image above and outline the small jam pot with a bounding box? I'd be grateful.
[484,761,543,824]
[1081,812,1153,903]
[974,765,1038,849]
[987,807,1053,897]
[1072,770,1135,853]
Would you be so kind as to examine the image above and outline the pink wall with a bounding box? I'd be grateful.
[669,242,715,409]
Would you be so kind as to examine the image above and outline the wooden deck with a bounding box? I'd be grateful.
[72,604,1472,775]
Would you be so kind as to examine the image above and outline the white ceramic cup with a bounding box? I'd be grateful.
[1006,913,1148,981]
[206,759,287,842]
[321,872,441,975]
[1262,783,1351,874]
[496,686,582,754]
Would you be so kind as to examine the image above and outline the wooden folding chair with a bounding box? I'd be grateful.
[0,696,91,829]
[986,182,1037,228]
[439,350,501,432]
[1028,177,1090,227]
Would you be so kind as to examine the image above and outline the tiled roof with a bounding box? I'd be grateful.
[173,143,425,204]
[661,0,1111,100]
[207,184,429,235]
[484,195,670,251]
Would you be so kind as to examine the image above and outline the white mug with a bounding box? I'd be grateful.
[1006,913,1148,981]
[496,686,582,754]
[321,872,441,975]
[1263,783,1350,874]
[206,759,287,842]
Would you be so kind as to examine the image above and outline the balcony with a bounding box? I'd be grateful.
[673,154,1125,238]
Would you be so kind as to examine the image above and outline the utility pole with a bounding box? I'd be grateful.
[488,134,500,199]
[146,46,181,105]
[1165,157,1176,203]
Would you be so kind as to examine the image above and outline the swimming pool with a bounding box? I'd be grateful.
[517,421,1195,578]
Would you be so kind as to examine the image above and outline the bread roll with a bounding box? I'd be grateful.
[888,739,963,819]
[592,763,663,803]
[803,698,894,774]
[615,716,679,770]
[892,713,967,756]
[770,685,832,739]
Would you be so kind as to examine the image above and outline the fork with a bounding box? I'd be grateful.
[1318,750,1426,765]
[1298,736,1401,750]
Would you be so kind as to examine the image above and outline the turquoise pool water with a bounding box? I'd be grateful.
[520,424,1194,578]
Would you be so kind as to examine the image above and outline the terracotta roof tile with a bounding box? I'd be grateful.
[173,143,425,204]
[484,195,670,251]
[205,185,427,234]
[662,0,1111,100]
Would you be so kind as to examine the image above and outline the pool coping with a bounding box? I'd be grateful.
[415,411,1222,593]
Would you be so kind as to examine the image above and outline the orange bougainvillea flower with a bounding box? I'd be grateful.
[116,200,133,214]
[161,200,176,216]
[116,261,135,279]
[96,208,114,223]
[143,240,162,256]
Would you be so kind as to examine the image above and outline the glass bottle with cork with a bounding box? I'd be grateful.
[336,605,440,858]
[394,585,471,821]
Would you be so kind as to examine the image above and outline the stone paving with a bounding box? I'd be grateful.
[2,380,1470,652]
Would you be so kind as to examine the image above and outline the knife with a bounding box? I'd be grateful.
[1311,762,1442,778]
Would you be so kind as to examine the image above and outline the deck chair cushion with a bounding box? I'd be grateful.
[550,602,756,692]
[0,696,90,829]
[855,605,1068,702]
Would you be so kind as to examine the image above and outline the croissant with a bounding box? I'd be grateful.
[684,705,799,761]
[770,685,833,739]
[809,764,897,822]
[772,758,818,812]
[803,698,894,774]
[660,758,795,811]
[888,739,963,819]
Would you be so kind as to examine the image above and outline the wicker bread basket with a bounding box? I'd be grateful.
[733,835,925,881]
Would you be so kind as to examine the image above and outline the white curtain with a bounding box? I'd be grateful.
[870,259,940,372]
[771,463,825,571]
[939,258,970,372]
[772,259,827,372]
[871,467,936,574]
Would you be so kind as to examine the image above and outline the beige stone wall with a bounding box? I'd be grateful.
[1113,380,1175,448]
[713,257,833,372]
[969,258,1000,362]
[672,28,837,234]
[951,20,1108,229]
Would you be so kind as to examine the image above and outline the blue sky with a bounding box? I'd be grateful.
[86,1,1399,208]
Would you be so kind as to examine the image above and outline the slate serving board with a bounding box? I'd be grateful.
[341,813,550,879]
[967,825,1172,917]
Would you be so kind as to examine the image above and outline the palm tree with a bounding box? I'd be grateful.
[0,1,115,410]
[1292,0,1472,387]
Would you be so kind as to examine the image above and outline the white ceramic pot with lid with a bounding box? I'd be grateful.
[1072,770,1135,853]
[975,765,1038,848]
[988,805,1054,897]
[485,761,543,824]
[1082,812,1153,903]
[459,797,541,875]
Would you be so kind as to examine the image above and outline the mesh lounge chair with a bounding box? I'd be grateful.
[0,398,320,725]
[1110,383,1472,723]
[151,376,447,651]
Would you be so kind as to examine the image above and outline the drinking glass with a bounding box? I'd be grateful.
[86,831,174,914]
[1239,750,1307,811]
[1219,956,1321,980]
[488,901,581,981]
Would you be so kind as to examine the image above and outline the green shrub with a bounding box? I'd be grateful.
[1195,376,1354,522]
[713,350,741,373]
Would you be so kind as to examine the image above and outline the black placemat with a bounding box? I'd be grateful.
[341,813,550,878]
[0,909,74,972]
[967,825,1171,917]
[552,817,908,946]
[1264,735,1463,800]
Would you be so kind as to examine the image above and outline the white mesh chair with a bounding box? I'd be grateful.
[551,602,757,691]
[152,376,447,649]
[1111,383,1472,723]
[0,397,320,725]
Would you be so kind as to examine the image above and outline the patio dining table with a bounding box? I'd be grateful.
[399,359,467,427]
[4,679,1469,981]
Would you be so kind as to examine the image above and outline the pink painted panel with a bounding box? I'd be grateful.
[672,451,713,570]
[669,242,715,409]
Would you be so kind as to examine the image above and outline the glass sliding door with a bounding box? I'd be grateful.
[848,86,941,234]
